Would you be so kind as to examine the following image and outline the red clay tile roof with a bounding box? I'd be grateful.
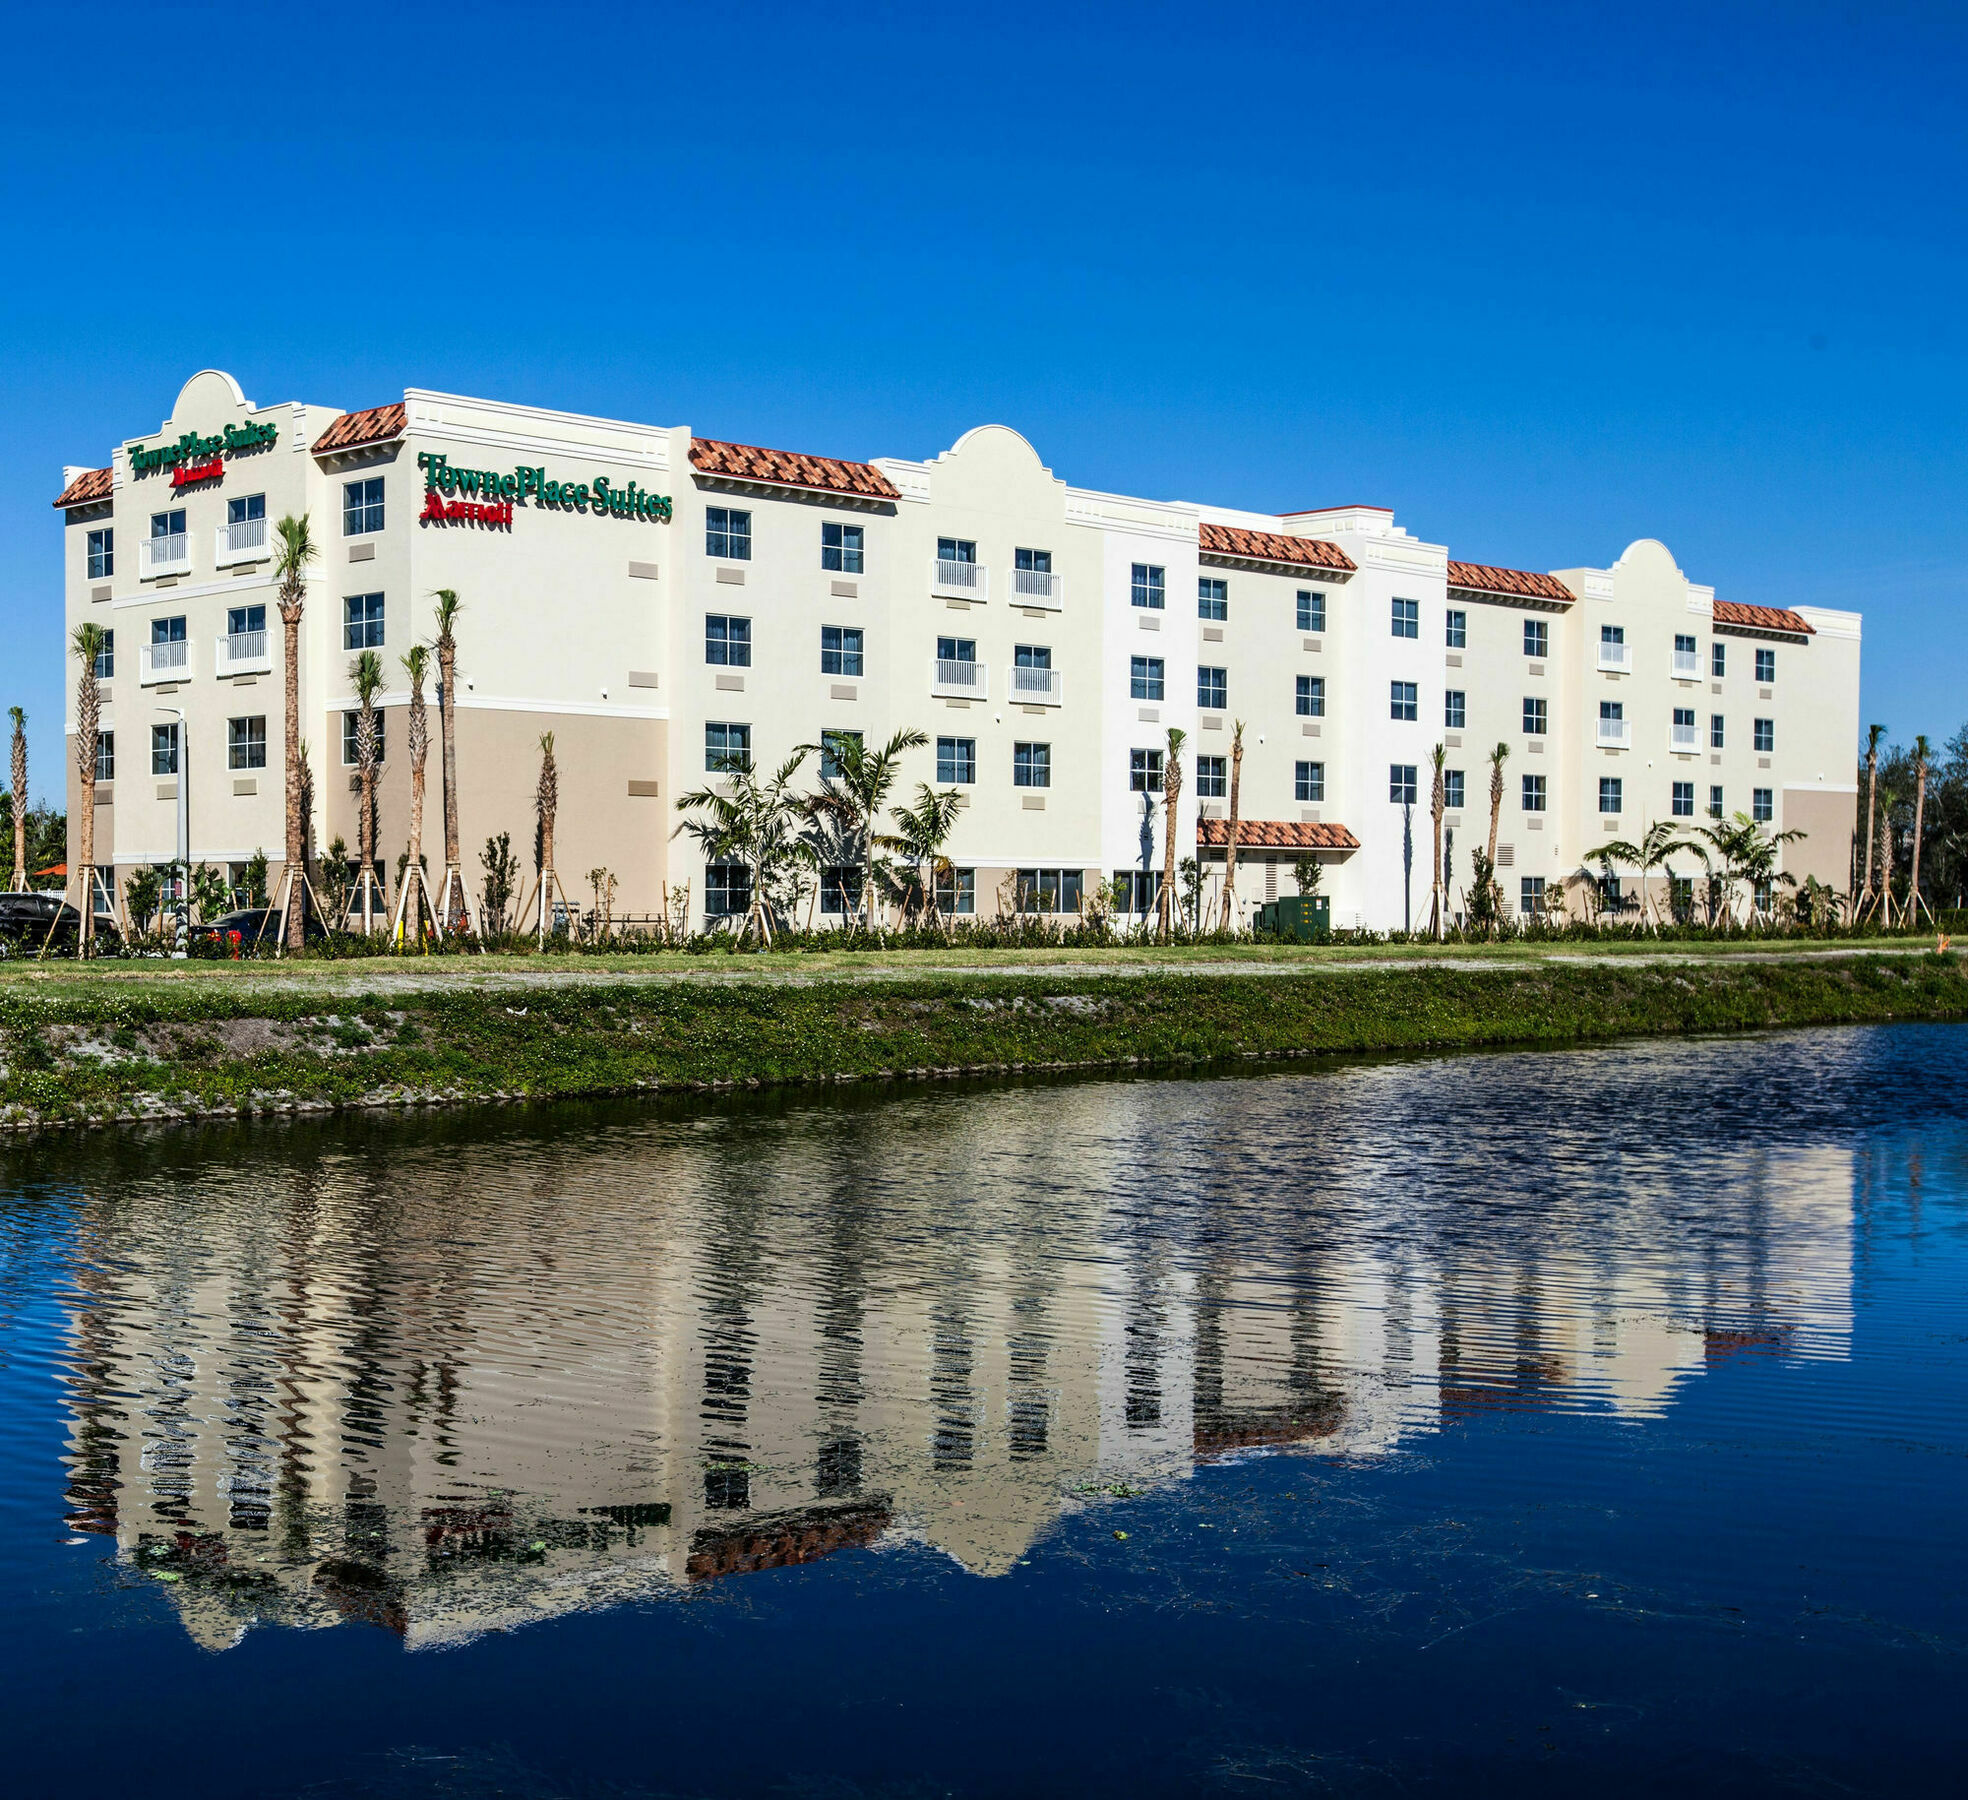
[1199,522,1356,572]
[311,402,406,455]
[1446,561,1575,603]
[1711,598,1814,637]
[1198,818,1360,851]
[689,438,900,500]
[53,467,112,508]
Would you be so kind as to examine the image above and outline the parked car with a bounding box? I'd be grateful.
[188,907,326,946]
[0,892,121,951]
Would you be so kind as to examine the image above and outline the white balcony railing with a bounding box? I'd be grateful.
[932,558,987,600]
[215,516,269,566]
[140,534,190,578]
[1671,722,1700,751]
[217,630,273,677]
[1596,718,1631,748]
[1672,650,1700,678]
[931,657,988,699]
[1011,568,1063,607]
[1009,665,1062,703]
[140,640,190,684]
[1597,640,1632,672]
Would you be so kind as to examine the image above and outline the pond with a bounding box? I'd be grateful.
[0,1027,1962,1796]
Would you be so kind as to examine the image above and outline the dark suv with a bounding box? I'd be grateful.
[0,893,122,951]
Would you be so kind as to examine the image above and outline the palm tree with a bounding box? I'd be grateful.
[804,726,928,935]
[69,623,106,956]
[534,730,560,943]
[350,648,385,932]
[878,782,966,931]
[1909,734,1932,928]
[273,514,316,948]
[675,748,816,947]
[1428,743,1446,938]
[1583,820,1695,930]
[1694,811,1806,927]
[431,589,466,926]
[8,706,26,892]
[1859,722,1884,920]
[1486,742,1509,872]
[398,643,432,947]
[1157,726,1186,941]
[1218,720,1245,933]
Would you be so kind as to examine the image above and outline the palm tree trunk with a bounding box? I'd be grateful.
[1219,724,1243,932]
[438,639,460,876]
[74,680,97,957]
[9,713,26,893]
[1911,767,1928,926]
[1159,754,1183,942]
[282,603,306,947]
[1861,747,1878,916]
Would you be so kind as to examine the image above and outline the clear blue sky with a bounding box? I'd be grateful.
[6,0,1964,798]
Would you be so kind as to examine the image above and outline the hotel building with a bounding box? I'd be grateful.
[57,369,1863,929]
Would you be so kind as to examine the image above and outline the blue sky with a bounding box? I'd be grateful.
[5,0,1965,796]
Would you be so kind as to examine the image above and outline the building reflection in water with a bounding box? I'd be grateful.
[52,1051,1857,1651]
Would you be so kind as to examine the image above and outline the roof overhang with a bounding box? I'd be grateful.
[1446,582,1571,614]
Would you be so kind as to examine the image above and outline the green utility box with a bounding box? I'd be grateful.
[1256,895,1330,942]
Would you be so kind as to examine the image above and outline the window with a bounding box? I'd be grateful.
[1444,769,1466,811]
[1445,689,1466,729]
[1674,705,1696,733]
[95,732,115,782]
[151,722,179,776]
[1015,547,1051,572]
[821,521,863,573]
[1390,764,1418,804]
[228,716,267,770]
[1196,755,1227,798]
[1297,589,1326,633]
[1131,563,1165,610]
[1754,718,1774,753]
[821,625,864,677]
[1296,675,1325,717]
[341,710,385,766]
[936,634,977,667]
[705,721,750,772]
[1391,597,1419,639]
[1198,577,1228,621]
[1712,641,1727,677]
[228,492,265,527]
[228,604,266,640]
[1710,714,1725,749]
[705,862,750,918]
[705,614,752,666]
[1111,870,1160,915]
[1672,780,1695,817]
[819,867,862,915]
[935,867,976,915]
[1709,786,1724,818]
[1296,761,1325,803]
[1600,700,1624,725]
[937,736,976,784]
[1445,609,1467,649]
[1013,742,1051,788]
[1130,748,1164,792]
[1130,656,1165,702]
[343,593,384,650]
[938,536,977,564]
[343,477,384,537]
[1599,777,1623,815]
[1523,696,1547,735]
[87,528,113,579]
[1197,665,1227,709]
[706,507,751,560]
[150,616,186,672]
[819,729,861,780]
[1390,681,1418,721]
[1753,787,1773,823]
[1014,643,1051,668]
[1601,623,1625,650]
[1524,619,1549,658]
[1017,869,1084,913]
[1522,773,1547,812]
[150,508,186,546]
[93,630,114,679]
[1675,631,1697,662]
[1755,647,1775,684]
[1520,876,1546,916]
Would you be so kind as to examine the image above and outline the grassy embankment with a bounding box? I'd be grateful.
[1,944,1963,1131]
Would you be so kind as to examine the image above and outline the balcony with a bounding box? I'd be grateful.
[1672,649,1700,678]
[215,516,270,567]
[1671,722,1700,752]
[139,534,190,579]
[1008,665,1062,704]
[932,558,987,601]
[217,629,273,678]
[931,657,988,700]
[1597,640,1632,673]
[1010,568,1063,608]
[140,640,191,685]
[1596,717,1631,749]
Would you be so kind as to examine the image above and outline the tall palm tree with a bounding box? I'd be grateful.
[675,748,816,948]
[1486,742,1509,871]
[1909,734,1932,928]
[431,588,466,925]
[1218,720,1245,932]
[1859,722,1884,919]
[69,623,106,956]
[878,781,966,931]
[398,643,432,947]
[8,705,26,892]
[350,648,385,933]
[535,730,560,943]
[1428,743,1447,938]
[804,726,928,934]
[1157,726,1186,941]
[273,515,316,947]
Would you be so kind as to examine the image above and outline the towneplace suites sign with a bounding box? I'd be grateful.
[417,452,672,530]
[128,420,280,488]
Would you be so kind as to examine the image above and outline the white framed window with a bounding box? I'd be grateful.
[705,862,750,918]
[1754,718,1774,753]
[1709,785,1724,818]
[1196,755,1226,798]
[151,722,179,776]
[343,593,384,650]
[1523,697,1547,734]
[1198,577,1227,621]
[1197,665,1227,709]
[1130,656,1164,701]
[228,716,267,770]
[1445,609,1466,648]
[1520,876,1545,915]
[1017,869,1083,912]
[706,507,751,560]
[1297,589,1326,633]
[1599,776,1623,814]
[1524,619,1549,657]
[93,630,114,679]
[1444,769,1465,810]
[1522,773,1547,812]
[1130,748,1163,792]
[1711,714,1725,749]
[1296,760,1324,803]
[705,721,750,772]
[1445,689,1465,729]
[1753,787,1773,823]
[819,728,862,780]
[1756,647,1775,683]
[1130,563,1165,609]
[1389,763,1417,804]
[343,477,384,537]
[937,736,977,784]
[1013,742,1051,788]
[935,867,976,915]
[1712,641,1727,677]
[1672,781,1695,817]
[706,615,752,666]
[87,527,113,579]
[938,536,977,564]
[95,732,115,781]
[1390,681,1418,721]
[821,521,863,573]
[342,710,384,767]
[1391,598,1419,639]
[821,626,863,676]
[1297,675,1324,717]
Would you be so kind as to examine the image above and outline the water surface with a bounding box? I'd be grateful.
[0,1029,1963,1795]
